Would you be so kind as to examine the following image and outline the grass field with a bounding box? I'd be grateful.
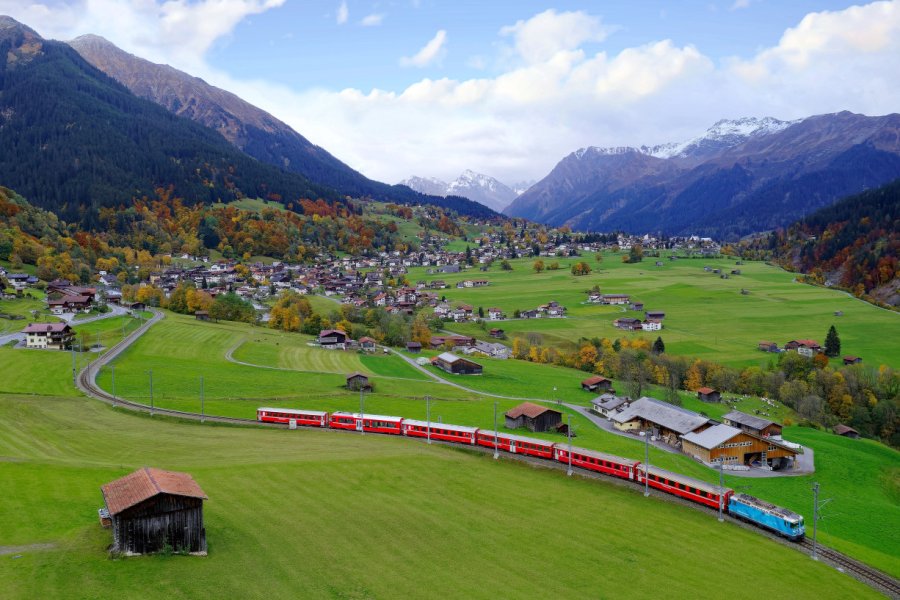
[77,312,900,576]
[411,254,900,368]
[0,292,53,335]
[0,395,881,600]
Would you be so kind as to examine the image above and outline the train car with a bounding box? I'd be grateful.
[329,412,404,435]
[257,407,329,427]
[728,493,805,540]
[475,430,556,459]
[554,446,639,481]
[401,420,477,445]
[636,465,733,510]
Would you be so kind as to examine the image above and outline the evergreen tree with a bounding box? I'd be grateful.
[824,325,841,357]
[652,336,665,354]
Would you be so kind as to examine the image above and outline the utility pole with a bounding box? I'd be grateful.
[110,365,116,408]
[147,369,154,416]
[493,401,499,459]
[71,342,77,385]
[717,464,725,522]
[426,395,431,444]
[200,375,205,424]
[359,387,365,435]
[811,482,831,561]
[566,413,573,476]
[643,429,650,497]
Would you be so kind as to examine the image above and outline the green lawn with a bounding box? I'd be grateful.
[411,254,900,368]
[0,395,880,600]
[0,292,53,335]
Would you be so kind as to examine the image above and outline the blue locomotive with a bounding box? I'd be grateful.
[728,493,805,540]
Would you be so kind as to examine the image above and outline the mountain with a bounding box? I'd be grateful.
[400,170,518,212]
[67,33,496,219]
[766,178,900,307]
[505,113,900,238]
[0,16,339,226]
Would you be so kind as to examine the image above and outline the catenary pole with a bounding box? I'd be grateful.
[200,375,205,424]
[147,369,154,416]
[567,414,573,476]
[493,401,499,459]
[426,395,431,444]
[644,429,650,497]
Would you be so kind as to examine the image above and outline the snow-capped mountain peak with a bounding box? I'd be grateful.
[400,170,520,212]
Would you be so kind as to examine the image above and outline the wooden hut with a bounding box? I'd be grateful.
[433,352,482,375]
[346,372,371,391]
[101,467,207,555]
[696,387,721,403]
[505,402,563,433]
[581,375,612,392]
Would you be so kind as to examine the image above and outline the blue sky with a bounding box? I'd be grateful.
[3,1,899,185]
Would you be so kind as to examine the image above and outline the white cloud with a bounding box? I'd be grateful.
[400,29,446,67]
[500,9,613,64]
[337,0,348,25]
[730,0,752,10]
[360,13,384,27]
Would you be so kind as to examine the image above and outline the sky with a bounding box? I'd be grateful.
[2,1,899,186]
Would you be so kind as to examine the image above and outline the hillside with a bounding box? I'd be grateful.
[506,113,900,238]
[765,178,900,306]
[66,33,496,219]
[0,17,343,227]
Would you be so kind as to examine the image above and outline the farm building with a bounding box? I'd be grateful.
[785,339,821,358]
[505,402,563,433]
[591,393,630,417]
[611,397,710,446]
[645,311,665,323]
[406,341,422,353]
[758,341,779,352]
[681,424,798,469]
[346,372,371,391]
[489,328,505,338]
[318,329,348,349]
[359,337,377,351]
[101,467,207,555]
[833,424,860,439]
[696,387,721,403]
[22,322,74,350]
[47,295,92,314]
[195,310,210,321]
[722,410,782,438]
[842,355,863,365]
[433,352,483,375]
[429,335,475,350]
[581,375,613,392]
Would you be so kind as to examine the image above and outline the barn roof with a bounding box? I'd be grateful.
[102,467,207,516]
[22,322,71,333]
[681,424,743,450]
[505,402,560,419]
[723,410,776,431]
[696,387,717,395]
[612,397,710,435]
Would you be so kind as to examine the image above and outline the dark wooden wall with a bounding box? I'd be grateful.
[111,495,206,555]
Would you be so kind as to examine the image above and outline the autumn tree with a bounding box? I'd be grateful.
[533,259,545,273]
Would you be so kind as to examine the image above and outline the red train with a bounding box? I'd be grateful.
[257,407,800,538]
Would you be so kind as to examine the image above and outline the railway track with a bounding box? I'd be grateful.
[75,308,900,597]
[798,539,900,598]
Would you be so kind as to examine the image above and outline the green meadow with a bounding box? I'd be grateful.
[0,395,882,600]
[408,254,900,368]
[74,312,899,576]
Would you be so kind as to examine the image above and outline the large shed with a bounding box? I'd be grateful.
[433,352,483,375]
[101,467,208,555]
[505,402,563,433]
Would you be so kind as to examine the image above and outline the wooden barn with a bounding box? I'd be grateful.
[101,467,207,555]
[722,410,782,438]
[696,387,721,403]
[581,375,613,392]
[346,372,371,391]
[505,402,562,433]
[432,352,482,375]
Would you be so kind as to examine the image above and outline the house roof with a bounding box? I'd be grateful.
[582,375,610,386]
[436,351,462,363]
[318,329,347,337]
[346,372,368,380]
[406,341,422,347]
[723,410,776,431]
[833,424,859,436]
[505,402,560,419]
[101,467,207,516]
[592,394,629,410]
[697,387,717,395]
[611,397,710,435]
[681,424,743,450]
[22,322,71,333]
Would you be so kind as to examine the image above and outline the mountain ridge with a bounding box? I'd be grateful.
[400,169,519,212]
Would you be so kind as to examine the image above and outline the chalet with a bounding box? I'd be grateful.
[546,303,567,318]
[405,341,422,353]
[613,317,642,331]
[645,311,665,323]
[641,320,661,331]
[195,311,210,321]
[22,322,74,350]
[7,273,38,290]
[681,424,798,469]
[101,467,207,555]
[581,375,613,393]
[588,292,603,303]
[590,393,630,417]
[504,402,562,433]
[47,295,92,314]
[467,341,510,359]
[346,372,371,391]
[842,355,863,365]
[520,309,540,319]
[722,410,782,438]
[785,339,821,358]
[696,387,721,403]
[432,352,483,375]
[758,341,779,353]
[359,337,377,351]
[611,397,711,446]
[489,328,505,338]
[318,329,349,349]
[125,301,146,312]
[629,302,644,311]
[429,335,475,350]
[487,307,505,320]
[832,424,860,439]
[602,294,630,305]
